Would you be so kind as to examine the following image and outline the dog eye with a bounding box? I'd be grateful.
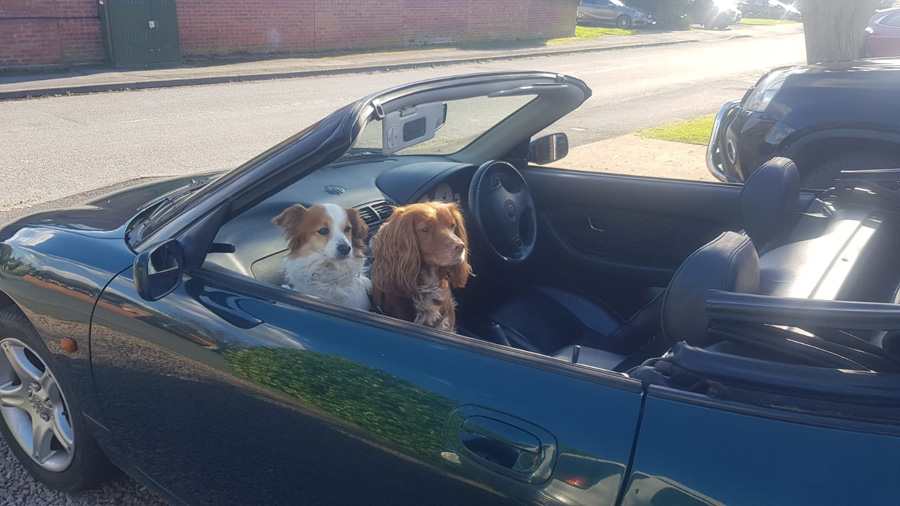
[449,222,456,229]
[420,227,430,234]
[317,228,329,235]
[344,226,351,233]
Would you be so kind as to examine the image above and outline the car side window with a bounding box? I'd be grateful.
[534,125,720,184]
[882,12,900,28]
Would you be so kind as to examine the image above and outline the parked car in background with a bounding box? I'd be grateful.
[688,0,743,29]
[708,58,900,187]
[738,0,801,21]
[577,0,656,28]
[864,7,900,57]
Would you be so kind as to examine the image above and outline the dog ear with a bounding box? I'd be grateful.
[347,207,369,252]
[272,204,308,250]
[446,203,472,288]
[371,207,420,297]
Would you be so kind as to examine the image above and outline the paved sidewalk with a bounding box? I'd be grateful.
[0,23,802,100]
[566,135,714,182]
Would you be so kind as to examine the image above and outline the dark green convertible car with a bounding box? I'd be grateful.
[0,72,897,506]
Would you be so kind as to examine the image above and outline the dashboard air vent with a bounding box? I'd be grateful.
[372,202,394,221]
[357,206,380,227]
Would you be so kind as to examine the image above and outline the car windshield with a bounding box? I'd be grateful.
[347,94,536,157]
[610,0,625,6]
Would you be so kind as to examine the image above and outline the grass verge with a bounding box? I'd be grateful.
[637,114,716,145]
[740,18,798,25]
[547,25,635,45]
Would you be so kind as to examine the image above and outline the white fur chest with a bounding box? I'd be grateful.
[282,253,371,311]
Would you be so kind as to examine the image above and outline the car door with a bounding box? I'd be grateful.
[89,265,645,506]
[596,0,617,23]
[869,11,900,57]
[622,387,899,505]
[521,168,751,299]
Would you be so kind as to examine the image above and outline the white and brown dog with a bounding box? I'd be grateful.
[273,203,371,311]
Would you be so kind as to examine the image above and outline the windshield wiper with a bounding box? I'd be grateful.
[146,177,211,220]
[126,177,213,247]
[341,148,385,158]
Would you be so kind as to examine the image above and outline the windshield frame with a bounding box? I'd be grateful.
[131,72,590,254]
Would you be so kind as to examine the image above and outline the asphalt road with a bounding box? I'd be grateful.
[0,26,806,505]
[0,29,805,212]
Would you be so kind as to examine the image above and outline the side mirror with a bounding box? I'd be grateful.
[134,239,184,301]
[528,133,569,165]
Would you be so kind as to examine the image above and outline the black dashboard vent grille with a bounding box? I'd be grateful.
[357,206,380,227]
[357,201,395,234]
[372,202,394,221]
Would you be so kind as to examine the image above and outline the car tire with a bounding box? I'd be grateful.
[802,152,900,189]
[617,15,632,29]
[0,306,111,492]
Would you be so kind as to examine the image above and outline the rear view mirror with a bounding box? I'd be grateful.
[134,239,184,301]
[529,133,569,165]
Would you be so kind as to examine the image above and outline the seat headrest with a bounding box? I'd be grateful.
[740,157,800,248]
[662,231,759,347]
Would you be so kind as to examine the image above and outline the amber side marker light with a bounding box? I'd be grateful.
[565,477,588,487]
[61,338,77,353]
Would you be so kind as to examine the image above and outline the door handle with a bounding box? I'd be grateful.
[461,416,542,473]
[447,406,557,485]
[463,416,540,453]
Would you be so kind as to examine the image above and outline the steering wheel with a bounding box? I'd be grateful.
[468,160,537,264]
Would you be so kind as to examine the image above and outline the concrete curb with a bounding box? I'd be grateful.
[0,39,699,101]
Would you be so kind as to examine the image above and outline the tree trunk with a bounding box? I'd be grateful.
[798,0,880,63]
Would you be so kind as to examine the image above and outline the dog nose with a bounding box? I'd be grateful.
[337,244,351,256]
[452,241,464,252]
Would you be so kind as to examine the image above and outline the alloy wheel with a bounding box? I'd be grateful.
[0,337,75,472]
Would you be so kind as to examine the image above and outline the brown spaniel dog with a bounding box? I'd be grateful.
[370,202,472,331]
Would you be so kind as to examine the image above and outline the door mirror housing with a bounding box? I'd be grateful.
[134,239,184,301]
[528,133,569,165]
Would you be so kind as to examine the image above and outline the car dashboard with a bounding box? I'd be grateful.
[204,156,479,284]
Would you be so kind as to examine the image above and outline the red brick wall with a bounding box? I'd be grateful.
[1,0,576,66]
[177,0,578,56]
[0,0,103,66]
[176,0,317,56]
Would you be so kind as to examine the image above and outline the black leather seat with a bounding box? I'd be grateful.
[740,157,800,253]
[485,159,796,363]
[486,285,662,356]
[487,231,759,363]
[661,231,759,347]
